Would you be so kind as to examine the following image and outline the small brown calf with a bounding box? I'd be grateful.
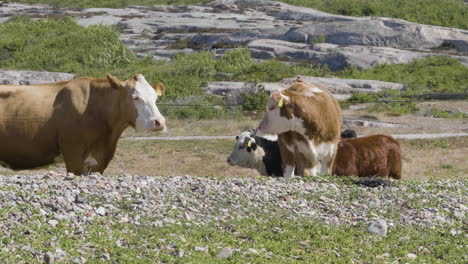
[332,134,402,179]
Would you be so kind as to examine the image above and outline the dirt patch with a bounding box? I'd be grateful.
[1,137,465,180]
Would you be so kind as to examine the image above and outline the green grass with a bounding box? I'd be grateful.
[8,0,468,29]
[339,56,468,95]
[0,214,465,263]
[279,0,468,30]
[425,106,468,119]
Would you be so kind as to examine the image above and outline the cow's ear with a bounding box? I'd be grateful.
[272,92,289,107]
[107,74,124,90]
[154,83,165,96]
[133,74,142,81]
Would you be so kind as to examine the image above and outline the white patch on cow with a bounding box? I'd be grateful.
[307,140,336,175]
[310,166,318,177]
[284,165,295,179]
[132,74,166,132]
[302,83,323,96]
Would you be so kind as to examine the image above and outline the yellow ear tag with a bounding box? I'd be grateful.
[247,140,252,148]
[277,98,284,108]
[156,90,162,96]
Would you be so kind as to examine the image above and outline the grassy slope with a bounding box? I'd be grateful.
[7,0,468,29]
[0,214,465,263]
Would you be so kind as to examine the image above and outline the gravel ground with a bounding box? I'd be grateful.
[0,172,465,235]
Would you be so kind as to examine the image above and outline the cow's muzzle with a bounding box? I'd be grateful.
[153,118,167,132]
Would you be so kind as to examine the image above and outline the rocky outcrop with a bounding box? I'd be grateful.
[0,70,74,85]
[1,0,467,70]
[204,76,403,103]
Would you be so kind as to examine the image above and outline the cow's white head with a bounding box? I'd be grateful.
[107,74,166,132]
[227,131,259,167]
[257,92,299,135]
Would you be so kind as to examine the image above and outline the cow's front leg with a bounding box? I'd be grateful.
[89,139,118,174]
[60,142,88,175]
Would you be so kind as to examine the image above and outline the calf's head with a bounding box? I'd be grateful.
[107,73,166,132]
[227,132,258,167]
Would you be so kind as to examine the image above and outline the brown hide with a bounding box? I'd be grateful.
[0,75,139,175]
[277,131,313,176]
[332,134,402,179]
[274,78,341,174]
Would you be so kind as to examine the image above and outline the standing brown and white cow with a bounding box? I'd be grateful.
[0,74,166,175]
[257,77,342,178]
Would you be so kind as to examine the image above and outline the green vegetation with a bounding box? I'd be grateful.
[8,0,468,29]
[1,18,467,119]
[340,56,468,95]
[279,0,468,30]
[425,106,468,119]
[241,87,271,111]
[0,214,465,263]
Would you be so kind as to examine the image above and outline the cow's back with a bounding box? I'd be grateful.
[332,134,402,179]
[0,81,70,169]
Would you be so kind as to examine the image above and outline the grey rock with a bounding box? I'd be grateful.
[96,207,106,216]
[217,247,234,259]
[247,248,259,255]
[367,220,388,236]
[195,246,208,252]
[0,70,74,86]
[44,251,55,264]
[177,249,185,258]
[1,0,467,70]
[47,220,59,227]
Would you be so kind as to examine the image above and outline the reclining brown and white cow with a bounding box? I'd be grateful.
[257,77,342,178]
[228,130,402,179]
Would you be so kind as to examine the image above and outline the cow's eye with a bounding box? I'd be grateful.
[238,146,244,150]
[268,105,275,111]
[133,96,140,101]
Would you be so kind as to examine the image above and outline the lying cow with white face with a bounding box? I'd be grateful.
[257,77,342,178]
[226,131,283,176]
[227,130,312,177]
[0,73,166,175]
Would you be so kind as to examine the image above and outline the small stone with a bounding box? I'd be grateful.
[44,251,55,264]
[407,253,417,259]
[75,195,85,204]
[247,248,259,255]
[21,245,32,251]
[96,207,106,216]
[194,246,208,252]
[217,247,234,259]
[102,253,110,260]
[48,220,59,227]
[376,253,390,259]
[367,220,387,236]
[453,211,464,219]
[177,249,185,258]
